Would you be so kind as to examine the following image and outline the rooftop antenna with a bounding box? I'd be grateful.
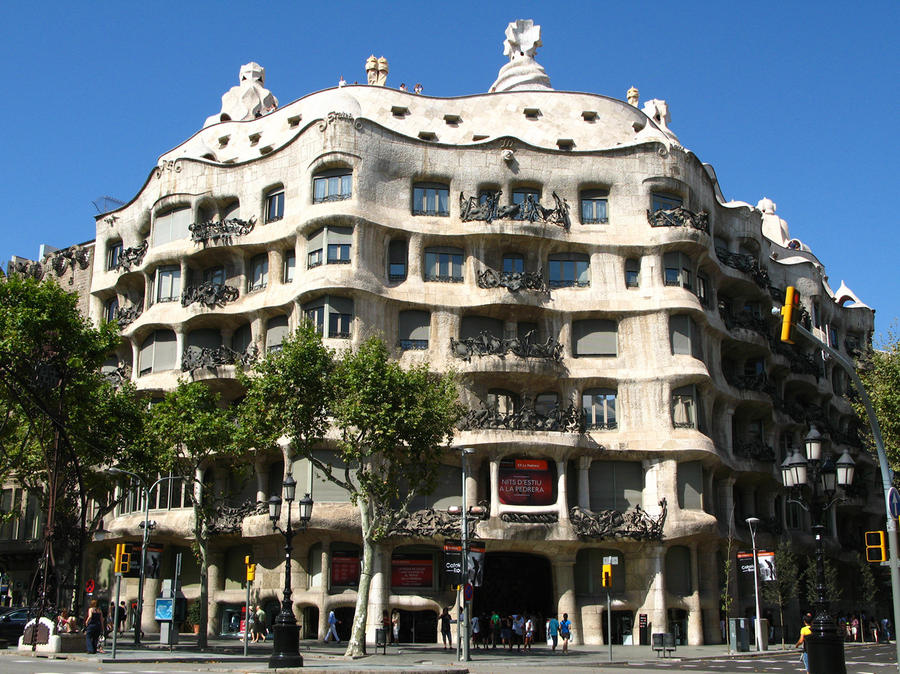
[92,196,124,214]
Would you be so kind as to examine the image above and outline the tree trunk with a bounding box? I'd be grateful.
[345,498,374,657]
[779,602,786,649]
[193,503,209,649]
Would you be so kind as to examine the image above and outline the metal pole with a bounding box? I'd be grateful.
[269,498,302,669]
[460,448,471,662]
[135,480,150,646]
[111,573,122,659]
[794,323,900,673]
[749,524,762,651]
[607,589,612,662]
[244,579,250,657]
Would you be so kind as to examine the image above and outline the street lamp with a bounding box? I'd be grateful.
[448,447,480,662]
[106,467,186,646]
[745,517,763,652]
[779,426,855,674]
[268,475,312,669]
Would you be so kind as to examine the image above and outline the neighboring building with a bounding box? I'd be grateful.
[8,20,877,644]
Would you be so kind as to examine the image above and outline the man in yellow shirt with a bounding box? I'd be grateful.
[795,614,813,672]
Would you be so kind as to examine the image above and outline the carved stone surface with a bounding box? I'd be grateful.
[45,245,90,284]
[204,62,278,129]
[181,344,258,372]
[647,206,709,233]
[181,282,239,308]
[715,247,771,288]
[477,268,548,293]
[450,330,562,361]
[490,19,553,93]
[388,508,482,538]
[115,241,148,272]
[189,217,256,246]
[9,258,44,280]
[569,499,667,541]
[734,438,775,462]
[500,512,558,524]
[113,304,142,329]
[459,190,570,229]
[460,401,582,433]
[208,500,264,535]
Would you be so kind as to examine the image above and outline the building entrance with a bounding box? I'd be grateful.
[472,552,552,636]
[601,609,634,645]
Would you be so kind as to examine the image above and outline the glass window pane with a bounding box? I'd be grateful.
[314,178,326,201]
[341,174,352,196]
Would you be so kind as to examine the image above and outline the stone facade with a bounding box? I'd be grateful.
[70,22,880,647]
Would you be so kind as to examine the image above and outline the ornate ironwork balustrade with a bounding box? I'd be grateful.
[477,268,548,293]
[189,217,256,246]
[647,206,709,233]
[715,247,771,289]
[459,402,582,433]
[459,190,570,229]
[569,499,667,541]
[115,241,148,272]
[181,282,239,308]
[450,330,562,361]
[113,304,142,329]
[181,344,258,372]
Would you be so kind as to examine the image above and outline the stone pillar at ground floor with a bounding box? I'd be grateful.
[141,575,162,636]
[686,543,703,645]
[633,544,666,642]
[699,541,722,644]
[553,556,580,645]
[206,550,225,637]
[366,545,389,643]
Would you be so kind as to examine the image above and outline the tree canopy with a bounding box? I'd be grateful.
[856,330,900,474]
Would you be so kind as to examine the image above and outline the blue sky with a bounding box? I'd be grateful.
[1,1,897,337]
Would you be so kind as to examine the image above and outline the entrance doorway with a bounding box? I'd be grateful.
[397,609,437,643]
[667,608,688,645]
[472,552,553,637]
[302,606,318,639]
[334,606,355,642]
[602,610,634,645]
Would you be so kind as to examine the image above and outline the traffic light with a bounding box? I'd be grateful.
[780,286,801,344]
[114,543,132,574]
[245,555,256,582]
[602,563,612,588]
[866,531,887,563]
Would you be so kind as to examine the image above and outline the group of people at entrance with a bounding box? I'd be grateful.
[446,608,572,654]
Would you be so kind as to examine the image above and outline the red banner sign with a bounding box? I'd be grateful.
[331,551,360,586]
[498,458,555,505]
[391,556,434,588]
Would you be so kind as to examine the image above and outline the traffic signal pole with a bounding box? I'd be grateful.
[790,320,900,673]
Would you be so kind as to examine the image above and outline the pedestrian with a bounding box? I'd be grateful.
[548,614,559,651]
[248,605,258,642]
[512,614,524,651]
[117,601,127,634]
[57,608,70,634]
[490,609,500,649]
[440,607,452,650]
[381,609,390,642]
[471,613,481,649]
[524,615,534,651]
[851,614,860,642]
[391,609,400,644]
[324,609,340,643]
[500,617,512,650]
[560,612,573,654]
[84,599,104,654]
[795,614,812,672]
[255,605,267,641]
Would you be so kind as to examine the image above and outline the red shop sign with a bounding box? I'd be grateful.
[391,556,434,588]
[498,458,555,506]
[331,551,360,586]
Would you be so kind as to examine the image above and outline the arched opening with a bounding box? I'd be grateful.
[472,552,552,633]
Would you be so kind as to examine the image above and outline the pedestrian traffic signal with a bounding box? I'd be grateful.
[866,530,887,563]
[602,563,612,587]
[247,563,256,582]
[780,286,801,344]
[114,543,132,574]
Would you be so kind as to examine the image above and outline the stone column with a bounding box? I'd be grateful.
[270,248,284,286]
[318,543,331,640]
[489,458,500,519]
[174,328,186,372]
[180,260,190,292]
[556,460,569,521]
[206,549,225,637]
[142,575,162,636]
[635,545,666,641]
[686,543,703,645]
[407,234,422,279]
[238,256,248,296]
[717,476,736,532]
[143,272,153,310]
[577,456,592,509]
[130,340,141,382]
[553,556,580,645]
[698,541,722,644]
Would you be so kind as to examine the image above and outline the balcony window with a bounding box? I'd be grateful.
[155,266,181,303]
[503,254,524,274]
[424,247,464,283]
[139,329,177,375]
[266,315,289,353]
[663,252,693,290]
[487,389,519,415]
[104,296,119,323]
[152,206,192,247]
[669,314,703,360]
[548,253,590,288]
[580,189,608,224]
[696,273,710,307]
[106,241,123,270]
[265,187,285,223]
[535,392,559,417]
[185,328,222,365]
[388,239,408,282]
[412,183,450,216]
[283,250,296,283]
[203,266,225,285]
[672,385,701,429]
[512,188,541,220]
[572,319,617,357]
[625,258,640,288]
[232,323,253,355]
[582,388,617,430]
[460,315,504,341]
[398,310,430,350]
[313,169,352,203]
[308,226,352,269]
[651,192,683,212]
[248,254,268,291]
[588,461,642,511]
[303,296,353,339]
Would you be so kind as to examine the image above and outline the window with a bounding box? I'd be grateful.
[503,254,524,274]
[572,319,617,357]
[512,188,541,220]
[104,296,119,323]
[303,296,353,339]
[106,241,123,270]
[696,273,710,307]
[625,258,640,288]
[308,226,352,268]
[424,247,464,282]
[652,192,683,212]
[232,323,253,354]
[665,546,692,596]
[203,266,225,285]
[412,183,450,216]
[460,315,504,341]
[139,329,177,375]
[588,461,642,511]
[185,329,222,364]
[582,388,617,429]
[388,239,408,282]
[155,266,181,303]
[677,461,703,510]
[313,169,352,203]
[663,252,693,290]
[744,358,764,378]
[672,385,701,429]
[669,315,703,360]
[283,250,296,283]
[487,389,519,415]
[248,254,268,291]
[548,253,590,288]
[580,189,608,224]
[534,392,559,417]
[398,310,430,350]
[265,187,284,223]
[152,207,192,246]
[266,315,289,353]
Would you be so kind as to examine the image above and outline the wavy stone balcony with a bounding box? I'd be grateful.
[715,247,770,289]
[189,217,256,247]
[476,268,548,294]
[646,206,709,234]
[458,402,582,433]
[450,330,563,362]
[459,190,571,229]
[181,281,240,308]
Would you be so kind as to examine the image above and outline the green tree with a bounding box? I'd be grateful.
[721,514,736,649]
[853,551,877,609]
[760,539,800,648]
[855,330,900,473]
[142,380,239,649]
[0,274,147,612]
[803,555,842,608]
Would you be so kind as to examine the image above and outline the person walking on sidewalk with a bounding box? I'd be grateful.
[560,612,573,654]
[324,609,341,643]
[548,614,559,652]
[84,599,104,654]
[795,614,812,672]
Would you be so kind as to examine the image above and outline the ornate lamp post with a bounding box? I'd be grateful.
[779,426,855,674]
[745,516,763,652]
[267,475,313,669]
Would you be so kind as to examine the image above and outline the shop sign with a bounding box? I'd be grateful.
[125,543,164,578]
[737,551,776,580]
[331,551,360,586]
[443,540,462,587]
[498,458,555,506]
[391,555,434,588]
